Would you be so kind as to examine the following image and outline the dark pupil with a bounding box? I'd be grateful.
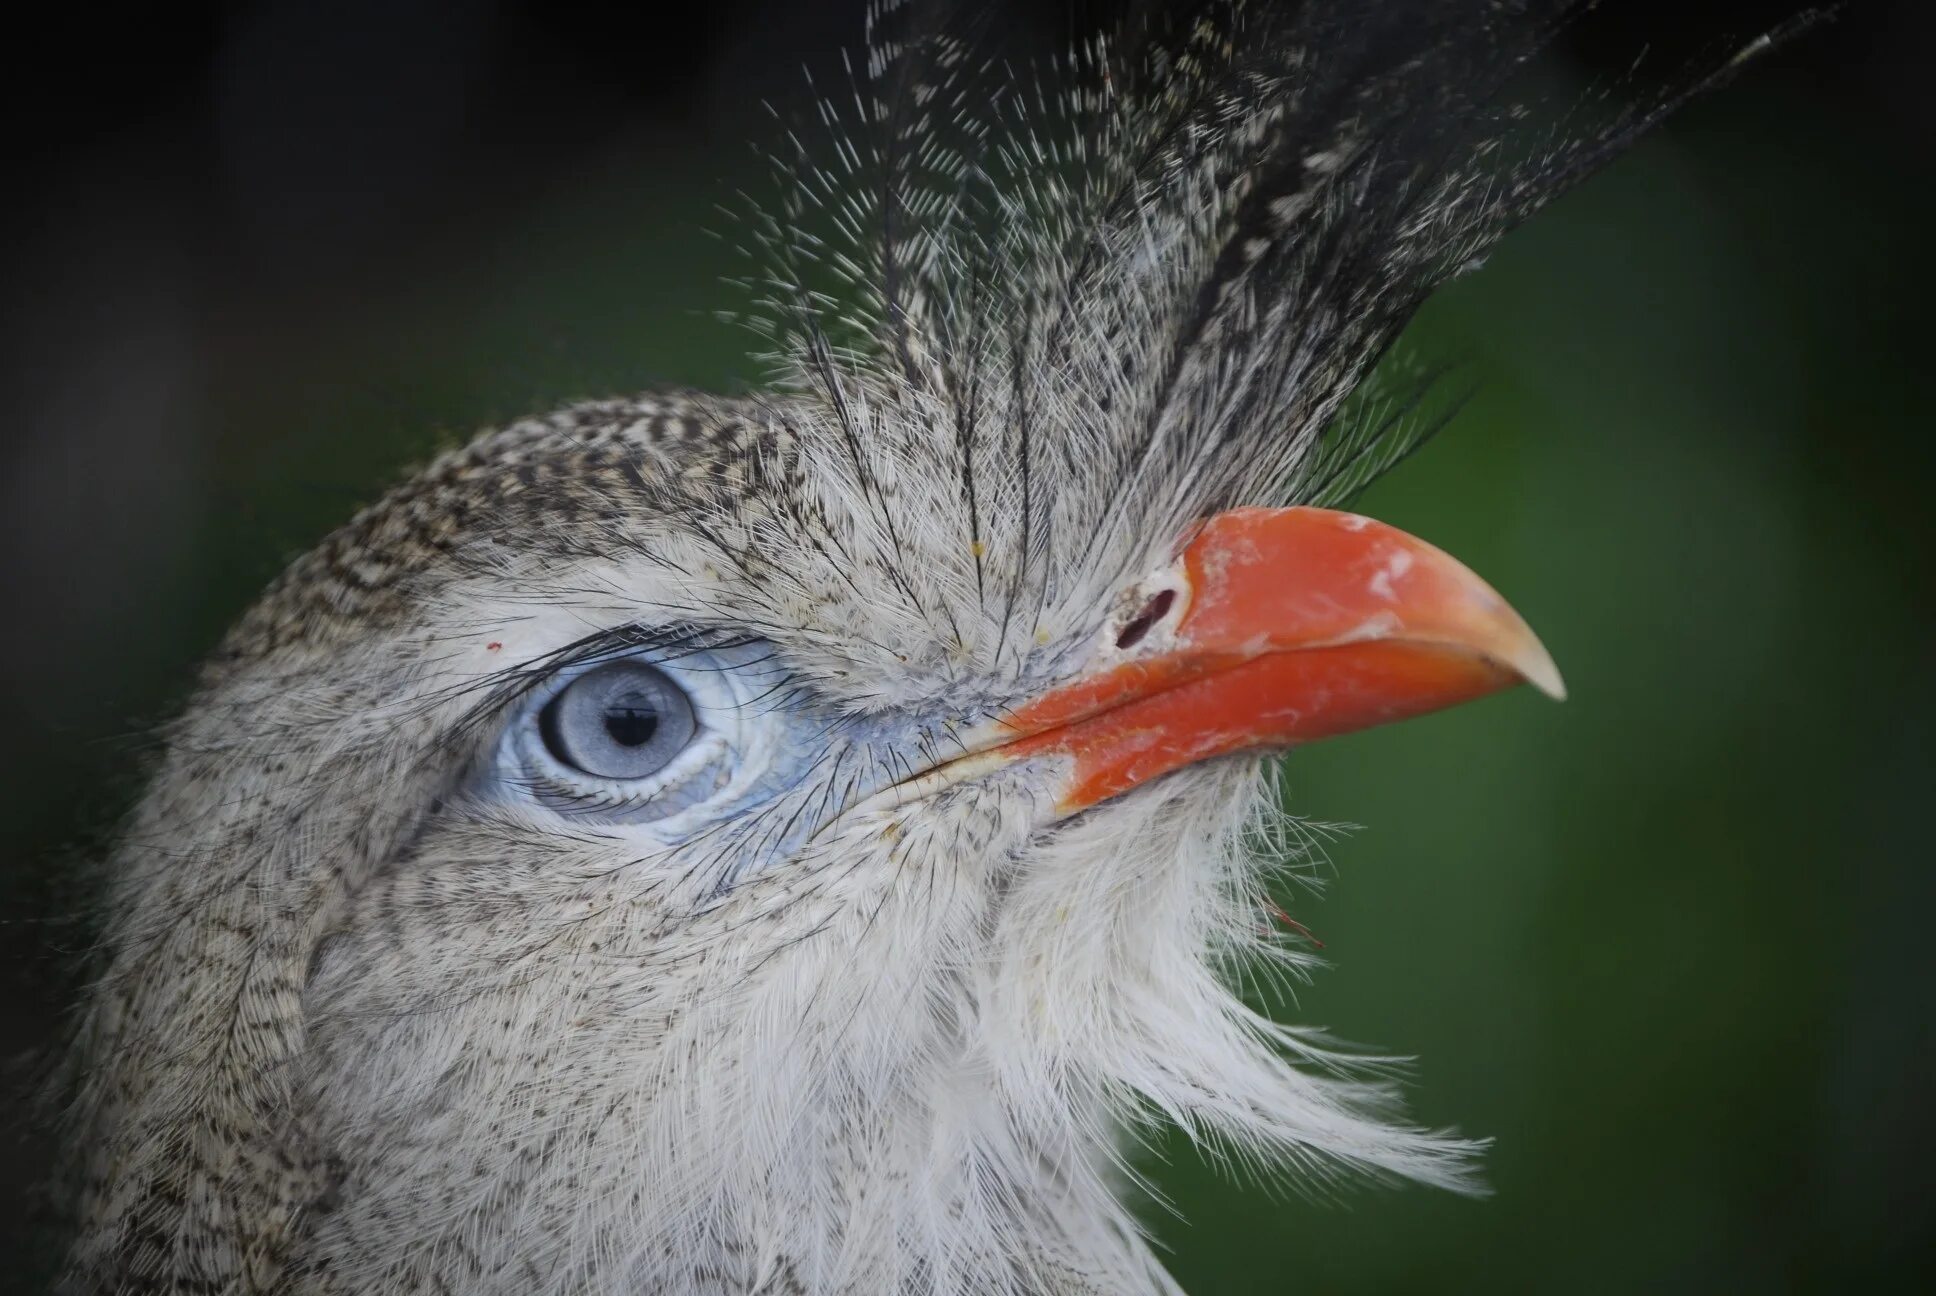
[602,692,660,748]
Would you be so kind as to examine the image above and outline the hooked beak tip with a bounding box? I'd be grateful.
[1516,634,1568,703]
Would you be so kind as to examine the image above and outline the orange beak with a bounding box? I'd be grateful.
[989,506,1563,812]
[833,506,1562,829]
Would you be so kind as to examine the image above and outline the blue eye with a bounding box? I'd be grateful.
[494,637,825,842]
[537,661,697,779]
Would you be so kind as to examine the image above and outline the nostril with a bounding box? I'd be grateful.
[1115,588,1176,650]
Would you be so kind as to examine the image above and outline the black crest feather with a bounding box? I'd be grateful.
[733,0,1824,567]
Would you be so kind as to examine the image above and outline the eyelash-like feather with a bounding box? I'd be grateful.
[445,624,765,742]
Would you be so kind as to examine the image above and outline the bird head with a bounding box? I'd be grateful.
[61,3,1799,1292]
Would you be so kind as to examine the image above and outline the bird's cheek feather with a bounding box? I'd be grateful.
[992,506,1567,812]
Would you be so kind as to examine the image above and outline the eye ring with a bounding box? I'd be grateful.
[490,637,798,831]
[536,660,698,780]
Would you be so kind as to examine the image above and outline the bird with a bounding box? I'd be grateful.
[53,2,1813,1293]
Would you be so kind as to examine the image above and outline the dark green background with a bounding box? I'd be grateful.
[3,2,1930,1290]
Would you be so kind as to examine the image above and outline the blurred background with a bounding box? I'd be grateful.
[2,1,1930,1291]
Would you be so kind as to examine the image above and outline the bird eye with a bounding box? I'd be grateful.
[536,661,697,780]
[493,638,802,832]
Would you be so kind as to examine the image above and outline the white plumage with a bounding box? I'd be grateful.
[56,3,1804,1291]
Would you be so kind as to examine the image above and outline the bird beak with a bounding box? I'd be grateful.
[990,506,1565,813]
